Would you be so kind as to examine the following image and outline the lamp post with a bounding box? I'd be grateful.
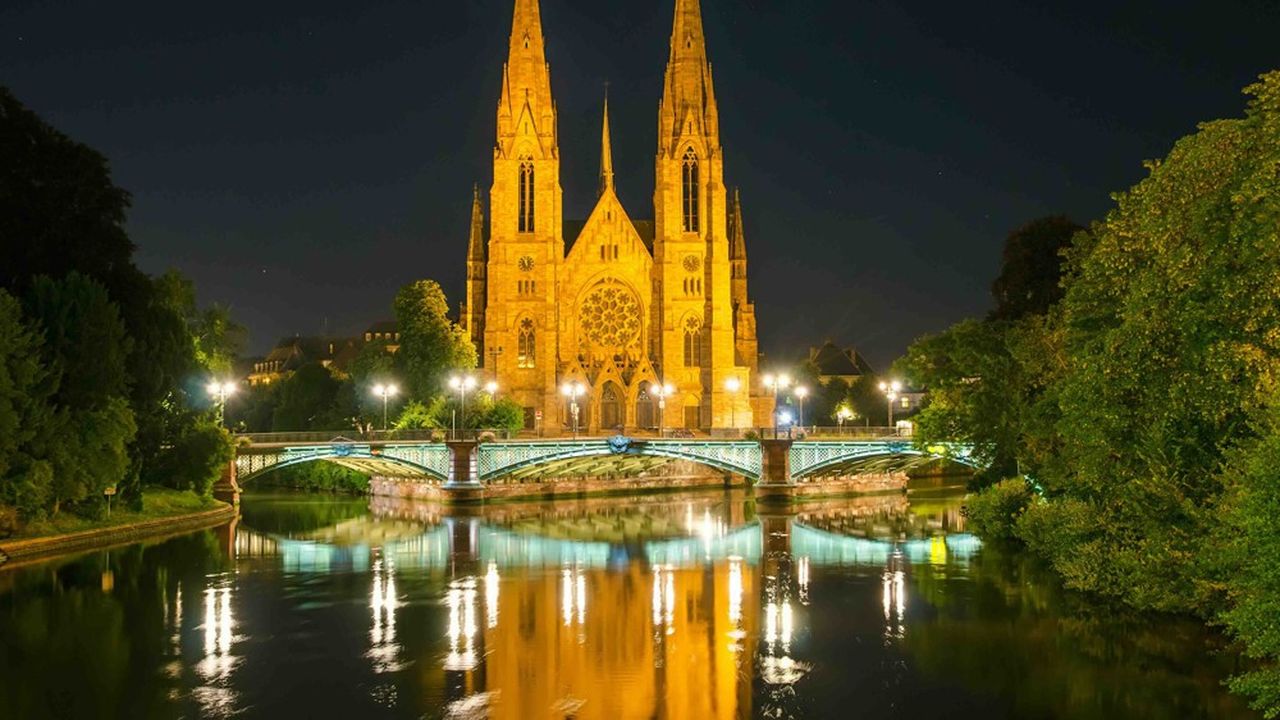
[651,382,675,438]
[449,375,478,438]
[484,380,498,397]
[724,376,741,434]
[206,380,236,427]
[878,380,902,431]
[836,405,855,434]
[794,385,809,432]
[762,372,791,437]
[777,409,794,439]
[372,383,398,431]
[561,382,586,438]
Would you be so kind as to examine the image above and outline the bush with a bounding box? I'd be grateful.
[963,478,1032,542]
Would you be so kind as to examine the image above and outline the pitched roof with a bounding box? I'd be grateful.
[564,218,655,254]
[808,341,875,378]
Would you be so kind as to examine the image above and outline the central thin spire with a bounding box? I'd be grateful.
[599,94,614,197]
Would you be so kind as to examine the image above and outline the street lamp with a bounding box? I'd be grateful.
[206,380,236,427]
[762,372,792,437]
[878,380,903,430]
[484,380,499,397]
[836,404,856,433]
[777,409,794,438]
[449,375,478,438]
[794,385,809,431]
[561,381,587,438]
[650,382,675,437]
[724,376,741,433]
[372,383,398,431]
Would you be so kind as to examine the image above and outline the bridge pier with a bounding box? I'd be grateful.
[442,441,485,503]
[214,458,240,506]
[754,439,796,504]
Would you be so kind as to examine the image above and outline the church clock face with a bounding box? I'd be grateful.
[518,255,535,272]
[682,254,701,272]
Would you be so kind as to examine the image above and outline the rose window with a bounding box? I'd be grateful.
[579,281,641,349]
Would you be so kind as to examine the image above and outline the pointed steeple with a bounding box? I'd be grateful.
[467,184,486,261]
[659,0,718,154]
[728,187,746,260]
[599,95,614,197]
[498,0,556,155]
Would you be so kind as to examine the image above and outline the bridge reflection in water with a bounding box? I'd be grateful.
[227,491,974,719]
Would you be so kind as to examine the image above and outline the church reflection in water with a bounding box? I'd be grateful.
[226,490,976,718]
[455,555,758,719]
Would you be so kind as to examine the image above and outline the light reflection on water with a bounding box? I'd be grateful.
[0,488,1260,719]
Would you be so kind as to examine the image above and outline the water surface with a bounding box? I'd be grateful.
[0,488,1254,719]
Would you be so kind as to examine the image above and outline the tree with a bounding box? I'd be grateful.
[0,89,233,510]
[0,290,55,522]
[350,339,398,426]
[24,273,130,411]
[1030,72,1280,614]
[153,270,245,374]
[22,274,137,515]
[989,216,1085,321]
[847,373,887,426]
[393,280,476,402]
[0,87,135,295]
[1214,403,1280,718]
[896,317,1059,483]
[271,363,345,431]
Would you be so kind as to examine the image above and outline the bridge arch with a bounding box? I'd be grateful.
[789,441,980,479]
[476,439,762,483]
[235,443,452,484]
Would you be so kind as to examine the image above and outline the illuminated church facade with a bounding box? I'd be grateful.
[462,0,768,433]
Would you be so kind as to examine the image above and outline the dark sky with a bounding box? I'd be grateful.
[4,0,1278,370]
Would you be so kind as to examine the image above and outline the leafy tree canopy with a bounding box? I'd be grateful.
[989,215,1085,321]
[393,280,476,402]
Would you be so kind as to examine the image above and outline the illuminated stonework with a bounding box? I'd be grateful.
[461,0,768,433]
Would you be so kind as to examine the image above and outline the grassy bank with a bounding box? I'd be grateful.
[11,487,223,540]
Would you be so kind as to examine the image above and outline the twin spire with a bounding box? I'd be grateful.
[498,0,715,190]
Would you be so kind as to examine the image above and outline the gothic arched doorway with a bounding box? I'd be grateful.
[636,385,658,430]
[600,382,623,432]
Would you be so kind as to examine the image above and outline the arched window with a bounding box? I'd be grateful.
[682,148,699,233]
[517,318,535,368]
[518,158,535,233]
[601,381,623,431]
[636,385,658,429]
[683,316,702,367]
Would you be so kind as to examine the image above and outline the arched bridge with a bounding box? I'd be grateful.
[229,435,977,494]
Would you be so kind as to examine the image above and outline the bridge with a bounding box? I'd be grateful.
[220,434,977,503]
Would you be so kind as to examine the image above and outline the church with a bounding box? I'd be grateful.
[461,0,768,434]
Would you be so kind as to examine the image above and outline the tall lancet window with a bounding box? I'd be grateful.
[518,158,535,233]
[682,148,699,233]
[517,318,535,368]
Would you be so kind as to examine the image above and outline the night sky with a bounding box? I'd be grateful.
[4,0,1278,370]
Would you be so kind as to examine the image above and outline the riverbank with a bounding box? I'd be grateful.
[0,488,234,566]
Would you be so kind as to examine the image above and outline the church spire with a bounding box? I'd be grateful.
[498,0,556,154]
[659,0,718,154]
[728,187,746,260]
[468,184,485,261]
[599,95,614,197]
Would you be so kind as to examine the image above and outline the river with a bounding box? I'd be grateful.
[0,486,1256,719]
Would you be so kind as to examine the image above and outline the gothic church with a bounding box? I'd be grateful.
[462,0,767,433]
